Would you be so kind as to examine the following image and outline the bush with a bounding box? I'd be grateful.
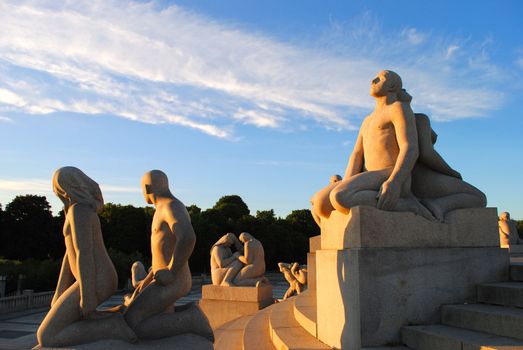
[107,248,148,289]
[0,258,60,293]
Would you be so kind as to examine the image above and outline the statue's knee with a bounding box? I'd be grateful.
[329,187,352,212]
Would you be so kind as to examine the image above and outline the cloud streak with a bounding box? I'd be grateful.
[0,179,141,194]
[0,1,508,138]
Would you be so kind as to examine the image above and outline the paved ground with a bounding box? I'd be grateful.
[0,275,288,350]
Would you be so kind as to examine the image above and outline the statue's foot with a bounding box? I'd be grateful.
[255,277,270,288]
[110,313,138,343]
[420,199,445,222]
[402,197,437,222]
[221,280,235,287]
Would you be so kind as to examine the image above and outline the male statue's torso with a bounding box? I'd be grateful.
[362,102,403,171]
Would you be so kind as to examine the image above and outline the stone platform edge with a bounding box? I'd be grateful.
[321,206,500,250]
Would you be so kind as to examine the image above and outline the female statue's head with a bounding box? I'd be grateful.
[52,167,104,213]
[370,70,412,103]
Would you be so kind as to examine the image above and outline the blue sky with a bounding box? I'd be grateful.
[0,0,522,218]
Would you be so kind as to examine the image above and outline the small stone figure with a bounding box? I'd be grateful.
[233,232,269,286]
[37,167,137,347]
[279,262,307,300]
[210,233,244,286]
[499,212,522,247]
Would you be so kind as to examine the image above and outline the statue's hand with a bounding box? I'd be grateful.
[376,180,401,211]
[79,297,97,319]
[154,269,176,286]
[233,252,241,258]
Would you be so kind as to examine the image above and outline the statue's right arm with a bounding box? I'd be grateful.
[238,242,253,265]
[213,247,236,268]
[344,120,365,179]
[51,253,75,307]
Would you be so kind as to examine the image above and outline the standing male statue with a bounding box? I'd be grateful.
[312,70,485,222]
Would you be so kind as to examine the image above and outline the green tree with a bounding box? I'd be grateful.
[2,195,61,260]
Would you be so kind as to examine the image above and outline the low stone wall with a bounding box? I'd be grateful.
[0,290,53,314]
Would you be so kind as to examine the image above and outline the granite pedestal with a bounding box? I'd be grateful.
[199,284,273,329]
[316,206,509,349]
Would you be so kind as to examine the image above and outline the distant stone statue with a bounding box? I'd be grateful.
[311,70,486,222]
[123,170,212,340]
[210,233,244,286]
[499,212,522,247]
[37,167,137,347]
[278,262,307,300]
[234,232,268,286]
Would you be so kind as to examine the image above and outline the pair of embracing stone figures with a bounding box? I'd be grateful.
[38,70,486,348]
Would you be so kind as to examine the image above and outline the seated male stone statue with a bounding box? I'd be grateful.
[499,211,522,247]
[210,233,244,286]
[233,232,269,286]
[311,70,486,222]
[122,170,212,341]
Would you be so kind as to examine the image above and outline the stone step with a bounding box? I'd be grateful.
[442,303,523,340]
[402,324,523,350]
[268,299,330,350]
[477,282,523,308]
[511,264,523,282]
[292,289,317,338]
[242,304,275,350]
[214,315,253,350]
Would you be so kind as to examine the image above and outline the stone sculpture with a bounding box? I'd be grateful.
[499,211,522,247]
[233,232,268,286]
[278,262,307,300]
[311,70,485,222]
[122,170,212,340]
[210,233,244,286]
[37,167,137,348]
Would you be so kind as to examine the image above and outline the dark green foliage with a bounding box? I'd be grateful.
[107,248,147,289]
[99,204,153,255]
[0,194,319,291]
[0,258,61,293]
[1,195,63,260]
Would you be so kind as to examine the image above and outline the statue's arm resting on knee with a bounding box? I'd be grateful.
[344,124,365,179]
[213,248,237,268]
[377,104,419,210]
[154,211,196,286]
[238,242,253,265]
[71,206,98,318]
[51,253,75,307]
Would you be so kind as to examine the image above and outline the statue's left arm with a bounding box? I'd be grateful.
[238,241,253,265]
[377,103,419,210]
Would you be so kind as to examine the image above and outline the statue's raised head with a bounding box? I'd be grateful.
[500,212,510,221]
[330,174,342,184]
[141,170,171,204]
[52,166,104,213]
[370,70,412,103]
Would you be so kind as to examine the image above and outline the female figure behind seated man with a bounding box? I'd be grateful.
[37,167,136,347]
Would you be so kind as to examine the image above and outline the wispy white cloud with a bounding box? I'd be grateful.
[0,1,509,138]
[0,115,12,123]
[0,179,141,194]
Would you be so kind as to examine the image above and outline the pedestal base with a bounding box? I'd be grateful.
[199,284,273,329]
[316,206,509,349]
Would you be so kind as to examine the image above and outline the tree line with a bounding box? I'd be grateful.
[0,194,320,291]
